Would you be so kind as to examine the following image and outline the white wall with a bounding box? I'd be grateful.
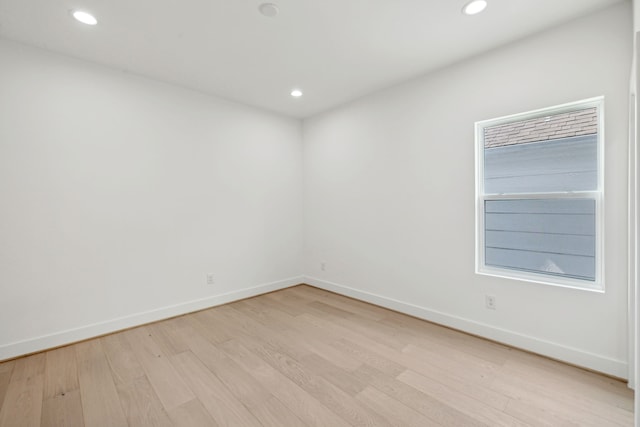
[303,3,632,378]
[0,39,304,359]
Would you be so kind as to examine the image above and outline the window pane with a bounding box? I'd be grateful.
[484,108,598,194]
[484,199,595,281]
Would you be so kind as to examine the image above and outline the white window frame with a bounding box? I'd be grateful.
[475,97,605,292]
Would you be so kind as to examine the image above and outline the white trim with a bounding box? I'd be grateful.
[628,91,637,390]
[476,267,603,293]
[304,275,628,379]
[633,33,640,420]
[475,96,605,291]
[0,275,303,361]
[2,274,627,379]
[476,96,605,128]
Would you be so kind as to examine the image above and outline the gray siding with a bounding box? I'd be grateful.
[484,199,595,281]
[484,135,597,194]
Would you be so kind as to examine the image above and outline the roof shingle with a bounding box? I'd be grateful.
[484,107,597,148]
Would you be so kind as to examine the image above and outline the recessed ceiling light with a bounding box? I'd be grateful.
[291,89,303,98]
[462,0,487,16]
[72,10,98,25]
[259,3,279,18]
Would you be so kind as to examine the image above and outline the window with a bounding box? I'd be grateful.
[475,97,604,291]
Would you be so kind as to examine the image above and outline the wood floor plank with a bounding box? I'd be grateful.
[101,332,144,387]
[395,347,509,410]
[331,338,405,377]
[330,329,510,411]
[177,320,228,364]
[236,301,363,371]
[210,304,311,362]
[238,334,394,426]
[169,351,261,426]
[187,310,232,344]
[282,327,364,371]
[300,353,368,396]
[352,364,485,427]
[380,313,512,366]
[289,285,389,321]
[0,361,15,411]
[233,298,297,331]
[116,375,172,427]
[329,310,409,351]
[0,355,45,427]
[0,361,15,376]
[356,385,440,427]
[41,346,83,426]
[308,300,355,319]
[376,310,511,372]
[283,322,364,370]
[41,389,84,427]
[398,369,527,427]
[177,310,274,411]
[491,368,633,426]
[43,346,79,400]
[0,376,44,427]
[218,339,351,427]
[146,317,191,357]
[249,396,306,427]
[260,292,310,316]
[123,326,195,410]
[402,342,500,386]
[295,312,404,363]
[198,356,272,410]
[9,354,45,382]
[212,303,279,335]
[166,399,218,427]
[290,312,408,376]
[502,354,634,411]
[503,396,585,427]
[75,340,127,427]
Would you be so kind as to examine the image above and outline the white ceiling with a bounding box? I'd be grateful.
[0,0,626,118]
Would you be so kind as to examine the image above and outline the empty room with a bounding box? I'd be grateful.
[0,0,639,425]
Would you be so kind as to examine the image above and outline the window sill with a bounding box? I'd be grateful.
[476,266,604,293]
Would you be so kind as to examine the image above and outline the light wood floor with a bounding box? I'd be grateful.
[0,285,633,426]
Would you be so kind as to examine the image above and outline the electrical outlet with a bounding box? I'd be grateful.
[485,295,496,310]
[320,262,326,271]
[206,274,215,285]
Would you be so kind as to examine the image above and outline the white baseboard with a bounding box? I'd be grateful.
[3,274,628,380]
[304,276,628,379]
[0,276,303,361]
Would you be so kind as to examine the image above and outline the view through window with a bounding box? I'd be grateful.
[476,98,603,291]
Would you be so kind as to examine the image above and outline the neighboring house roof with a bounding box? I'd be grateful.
[484,107,597,148]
